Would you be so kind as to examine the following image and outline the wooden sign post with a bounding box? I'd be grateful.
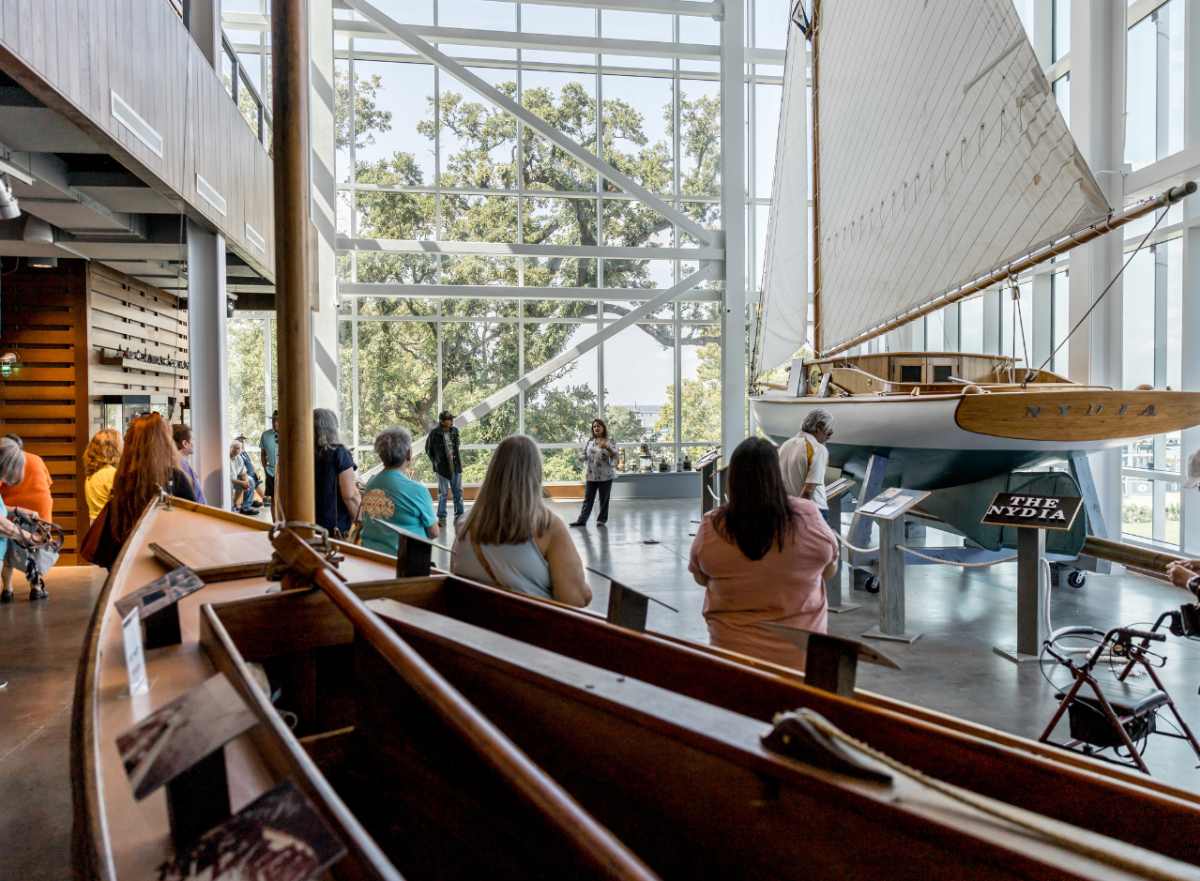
[114,567,206,651]
[857,488,930,644]
[761,624,901,698]
[375,520,455,578]
[985,493,1084,664]
[588,568,678,633]
[115,673,259,850]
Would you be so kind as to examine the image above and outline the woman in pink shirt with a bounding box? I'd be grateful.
[688,437,838,671]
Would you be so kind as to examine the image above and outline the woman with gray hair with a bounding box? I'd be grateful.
[313,408,360,536]
[452,435,591,607]
[778,407,836,523]
[359,425,439,555]
[0,437,32,688]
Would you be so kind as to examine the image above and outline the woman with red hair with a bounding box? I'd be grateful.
[91,414,195,567]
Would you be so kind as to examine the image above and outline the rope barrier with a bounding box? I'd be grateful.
[834,532,877,554]
[897,546,1017,568]
[796,711,1174,880]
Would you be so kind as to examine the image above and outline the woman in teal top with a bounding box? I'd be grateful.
[360,426,438,555]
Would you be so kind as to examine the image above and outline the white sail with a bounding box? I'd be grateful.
[815,0,1109,354]
[758,23,810,374]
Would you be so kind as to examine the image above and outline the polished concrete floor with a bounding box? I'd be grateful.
[7,498,1200,877]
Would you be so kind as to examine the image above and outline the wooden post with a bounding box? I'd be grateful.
[804,633,858,698]
[825,493,860,613]
[994,527,1048,664]
[272,0,315,524]
[396,533,435,578]
[165,749,231,851]
[863,517,921,643]
[606,582,651,633]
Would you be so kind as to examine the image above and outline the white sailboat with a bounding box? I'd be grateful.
[750,0,1200,494]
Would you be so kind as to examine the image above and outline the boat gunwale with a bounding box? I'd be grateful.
[206,568,1200,862]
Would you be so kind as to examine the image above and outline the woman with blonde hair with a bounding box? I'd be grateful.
[452,435,591,607]
[83,429,123,520]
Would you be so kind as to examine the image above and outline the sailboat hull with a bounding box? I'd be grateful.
[750,389,1200,491]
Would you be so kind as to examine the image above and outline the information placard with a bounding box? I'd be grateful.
[121,607,150,697]
[857,487,930,521]
[980,493,1084,531]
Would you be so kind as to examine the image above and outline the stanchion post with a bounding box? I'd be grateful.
[825,492,860,613]
[863,516,921,643]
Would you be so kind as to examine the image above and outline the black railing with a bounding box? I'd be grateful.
[222,32,273,149]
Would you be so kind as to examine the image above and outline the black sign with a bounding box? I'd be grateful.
[981,493,1083,531]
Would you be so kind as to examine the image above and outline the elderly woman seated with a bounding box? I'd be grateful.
[452,435,591,607]
[688,437,838,671]
[360,425,438,555]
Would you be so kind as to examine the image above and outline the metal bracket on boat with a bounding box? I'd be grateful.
[264,521,345,581]
[155,482,174,511]
[761,709,892,784]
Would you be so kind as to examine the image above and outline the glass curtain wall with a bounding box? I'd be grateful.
[329,0,783,479]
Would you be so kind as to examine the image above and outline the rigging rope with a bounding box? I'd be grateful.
[1037,207,1168,374]
[796,712,1173,880]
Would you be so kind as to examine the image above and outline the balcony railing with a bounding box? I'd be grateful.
[221,32,272,150]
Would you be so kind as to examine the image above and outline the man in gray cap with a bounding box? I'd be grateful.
[778,408,835,524]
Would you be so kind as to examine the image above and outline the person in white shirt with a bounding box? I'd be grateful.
[778,409,835,524]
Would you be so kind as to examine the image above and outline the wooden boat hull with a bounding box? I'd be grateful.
[76,501,1200,880]
[750,388,1200,490]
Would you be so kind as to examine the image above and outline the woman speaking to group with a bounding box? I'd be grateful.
[570,418,616,527]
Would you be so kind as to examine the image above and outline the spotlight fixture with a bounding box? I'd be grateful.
[0,175,19,221]
[26,256,57,269]
[0,351,18,378]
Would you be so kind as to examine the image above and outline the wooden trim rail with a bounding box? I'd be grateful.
[269,527,662,881]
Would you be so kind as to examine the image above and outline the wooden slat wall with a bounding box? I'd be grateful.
[87,263,189,403]
[0,261,91,565]
[0,0,275,278]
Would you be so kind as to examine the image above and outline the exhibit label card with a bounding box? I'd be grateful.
[116,673,258,800]
[121,608,149,697]
[157,779,346,881]
[114,566,205,620]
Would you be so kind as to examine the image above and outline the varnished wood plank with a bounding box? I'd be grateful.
[24,442,77,456]
[0,405,77,419]
[91,290,185,334]
[0,328,74,345]
[4,367,76,382]
[956,390,1200,442]
[0,386,76,401]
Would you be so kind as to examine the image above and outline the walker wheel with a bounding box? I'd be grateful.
[865,576,881,594]
[1067,570,1086,589]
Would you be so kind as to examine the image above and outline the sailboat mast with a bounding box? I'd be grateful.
[809,0,822,354]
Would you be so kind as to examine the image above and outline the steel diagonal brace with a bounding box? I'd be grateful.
[342,0,718,247]
[407,263,719,456]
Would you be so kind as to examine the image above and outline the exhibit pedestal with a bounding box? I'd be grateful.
[825,492,860,613]
[994,527,1049,664]
[863,517,922,644]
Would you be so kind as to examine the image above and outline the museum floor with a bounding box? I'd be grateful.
[5,497,1200,878]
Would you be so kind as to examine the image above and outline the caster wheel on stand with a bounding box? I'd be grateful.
[864,576,881,594]
[1067,570,1086,589]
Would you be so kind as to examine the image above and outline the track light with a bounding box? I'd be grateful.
[0,175,19,221]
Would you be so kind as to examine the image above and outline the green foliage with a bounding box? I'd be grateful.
[228,319,267,442]
[336,73,723,470]
[655,342,722,442]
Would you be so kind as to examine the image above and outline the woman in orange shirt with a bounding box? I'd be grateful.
[0,434,53,601]
[688,437,838,671]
